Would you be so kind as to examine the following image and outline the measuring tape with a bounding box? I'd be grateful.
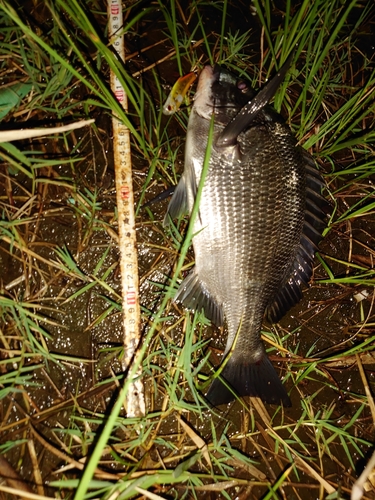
[108,0,145,417]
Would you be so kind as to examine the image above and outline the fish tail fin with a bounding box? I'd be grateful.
[205,353,291,407]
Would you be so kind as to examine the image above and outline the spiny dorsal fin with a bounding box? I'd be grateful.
[265,154,329,324]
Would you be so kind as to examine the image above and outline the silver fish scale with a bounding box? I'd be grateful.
[192,119,306,364]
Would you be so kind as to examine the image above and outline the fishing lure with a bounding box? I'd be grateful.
[163,72,197,115]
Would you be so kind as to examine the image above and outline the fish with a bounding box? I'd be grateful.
[164,55,327,406]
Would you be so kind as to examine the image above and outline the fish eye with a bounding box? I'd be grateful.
[237,80,248,92]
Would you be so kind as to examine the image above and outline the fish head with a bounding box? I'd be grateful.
[193,65,254,126]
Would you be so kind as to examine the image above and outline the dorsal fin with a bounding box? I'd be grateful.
[265,153,329,324]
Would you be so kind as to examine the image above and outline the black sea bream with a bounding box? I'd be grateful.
[165,57,327,406]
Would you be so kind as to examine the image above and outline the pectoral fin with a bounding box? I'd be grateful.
[216,49,296,148]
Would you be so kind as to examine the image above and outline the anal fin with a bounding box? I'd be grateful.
[174,269,224,327]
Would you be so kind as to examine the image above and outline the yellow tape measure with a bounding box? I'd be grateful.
[108,0,145,417]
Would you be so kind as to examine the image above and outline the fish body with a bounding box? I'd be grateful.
[165,62,326,406]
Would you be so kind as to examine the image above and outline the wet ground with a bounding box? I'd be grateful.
[1,1,375,499]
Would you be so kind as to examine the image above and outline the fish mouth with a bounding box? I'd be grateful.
[193,65,217,119]
[195,66,216,100]
[194,65,251,123]
[195,65,237,104]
